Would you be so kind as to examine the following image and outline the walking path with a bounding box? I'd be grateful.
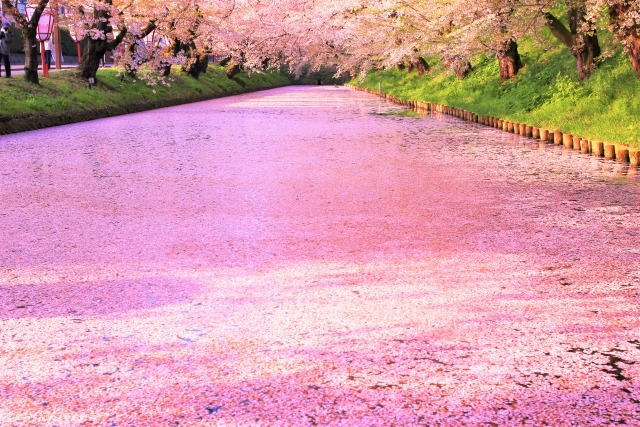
[3,61,112,76]
[1,86,639,425]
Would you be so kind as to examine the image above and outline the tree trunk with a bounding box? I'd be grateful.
[78,31,126,81]
[411,57,430,75]
[180,39,207,79]
[444,56,471,79]
[161,42,177,77]
[610,2,640,77]
[497,39,522,81]
[22,24,39,84]
[573,32,601,80]
[545,1,601,80]
[124,42,137,78]
[79,38,109,80]
[1,0,48,84]
[185,53,208,78]
[624,34,640,77]
[454,62,471,79]
[76,0,126,82]
[225,60,241,78]
[567,3,601,80]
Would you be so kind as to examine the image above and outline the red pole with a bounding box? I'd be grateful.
[40,41,49,77]
[76,42,82,63]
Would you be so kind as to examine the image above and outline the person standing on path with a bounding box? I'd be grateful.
[0,22,12,78]
[44,37,53,70]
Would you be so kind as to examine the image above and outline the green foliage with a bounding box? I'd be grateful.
[353,42,640,148]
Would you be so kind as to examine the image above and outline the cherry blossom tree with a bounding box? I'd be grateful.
[605,0,640,76]
[1,0,49,84]
[61,0,128,80]
[4,0,640,85]
[544,0,602,80]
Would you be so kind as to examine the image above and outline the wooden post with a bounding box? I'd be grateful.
[592,141,604,157]
[604,144,616,160]
[616,146,630,163]
[532,127,540,139]
[572,136,581,150]
[554,130,563,145]
[539,129,549,142]
[580,139,590,154]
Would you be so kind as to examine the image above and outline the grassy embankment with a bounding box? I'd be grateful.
[0,65,290,134]
[352,39,640,149]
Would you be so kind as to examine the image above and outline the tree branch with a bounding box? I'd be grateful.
[544,12,574,50]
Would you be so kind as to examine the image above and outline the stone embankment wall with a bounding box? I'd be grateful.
[347,85,640,167]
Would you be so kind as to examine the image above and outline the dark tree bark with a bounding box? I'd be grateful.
[1,0,49,84]
[493,4,520,82]
[20,18,40,84]
[77,0,127,82]
[160,34,208,79]
[497,39,522,81]
[182,43,208,79]
[609,1,640,77]
[454,61,471,79]
[78,32,126,81]
[409,57,430,75]
[162,9,207,79]
[567,3,601,79]
[218,56,232,67]
[225,59,242,78]
[444,56,471,79]
[545,1,601,80]
[79,37,109,80]
[405,48,429,75]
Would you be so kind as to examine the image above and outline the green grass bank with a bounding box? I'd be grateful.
[352,42,640,150]
[0,66,290,135]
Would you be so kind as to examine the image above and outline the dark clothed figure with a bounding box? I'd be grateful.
[0,23,12,78]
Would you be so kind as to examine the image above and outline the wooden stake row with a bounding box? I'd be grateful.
[348,85,640,166]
